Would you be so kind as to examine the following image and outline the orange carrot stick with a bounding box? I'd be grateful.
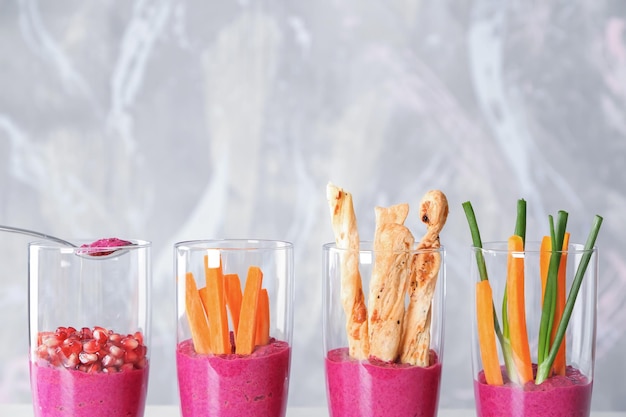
[476,280,503,386]
[255,288,270,346]
[507,235,533,384]
[224,273,243,338]
[184,272,212,354]
[236,266,263,355]
[552,232,570,376]
[203,254,230,355]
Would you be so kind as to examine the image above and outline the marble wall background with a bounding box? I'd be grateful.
[1,0,625,411]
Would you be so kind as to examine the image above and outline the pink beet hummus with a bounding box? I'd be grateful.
[474,366,592,417]
[325,347,442,417]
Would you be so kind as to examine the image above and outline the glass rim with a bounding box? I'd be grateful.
[323,241,445,254]
[472,240,596,254]
[28,238,151,253]
[175,238,293,252]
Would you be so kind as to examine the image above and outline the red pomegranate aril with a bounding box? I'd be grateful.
[124,350,138,364]
[93,327,109,344]
[88,362,102,373]
[121,336,139,351]
[36,327,147,374]
[101,354,114,368]
[62,353,79,369]
[42,335,61,348]
[108,344,124,358]
[120,363,135,372]
[79,352,98,364]
[55,327,68,340]
[81,327,93,339]
[62,339,82,356]
[135,357,147,369]
[108,332,123,344]
[135,345,147,359]
[48,349,62,367]
[36,344,49,360]
[82,339,100,354]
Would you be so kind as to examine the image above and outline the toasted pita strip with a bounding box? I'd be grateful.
[326,183,369,359]
[368,221,415,362]
[374,203,409,226]
[399,190,448,366]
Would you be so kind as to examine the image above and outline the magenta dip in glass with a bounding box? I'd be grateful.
[325,348,442,417]
[175,240,294,417]
[177,339,290,416]
[322,242,446,417]
[28,239,151,417]
[474,366,592,417]
[468,240,599,417]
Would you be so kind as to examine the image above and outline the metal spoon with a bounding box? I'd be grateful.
[0,225,131,259]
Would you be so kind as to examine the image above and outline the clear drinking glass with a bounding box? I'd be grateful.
[322,242,446,417]
[29,239,151,417]
[175,239,294,417]
[470,241,598,417]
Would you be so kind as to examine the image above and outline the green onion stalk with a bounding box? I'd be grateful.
[535,215,603,384]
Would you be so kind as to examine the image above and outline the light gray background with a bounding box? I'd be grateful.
[1,0,626,411]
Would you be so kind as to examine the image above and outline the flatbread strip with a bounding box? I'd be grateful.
[368,204,414,362]
[326,183,369,360]
[399,190,448,366]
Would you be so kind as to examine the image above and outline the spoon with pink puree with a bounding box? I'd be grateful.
[0,225,134,258]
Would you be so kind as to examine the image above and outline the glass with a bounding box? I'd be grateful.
[470,241,598,417]
[175,239,294,417]
[322,242,446,417]
[29,239,151,417]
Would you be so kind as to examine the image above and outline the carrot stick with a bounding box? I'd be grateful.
[202,254,230,355]
[184,272,212,354]
[552,232,570,376]
[255,288,270,346]
[476,280,503,386]
[540,235,551,305]
[507,235,533,384]
[236,266,263,355]
[224,273,243,338]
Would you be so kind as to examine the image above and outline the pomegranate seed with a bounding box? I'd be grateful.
[81,327,93,339]
[42,335,61,348]
[36,344,49,360]
[101,354,114,368]
[135,345,147,359]
[62,339,82,356]
[79,352,98,364]
[37,326,147,374]
[121,337,139,351]
[55,327,68,340]
[120,363,135,372]
[62,353,79,369]
[48,348,62,367]
[93,327,109,345]
[88,362,102,373]
[108,333,123,344]
[82,339,100,354]
[135,358,147,369]
[108,345,124,358]
[124,350,138,364]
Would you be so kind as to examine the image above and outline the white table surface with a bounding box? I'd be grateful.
[3,405,625,417]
